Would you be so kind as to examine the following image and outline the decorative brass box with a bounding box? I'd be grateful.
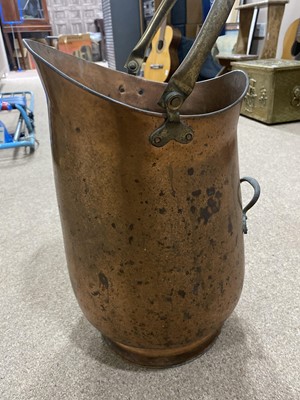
[231,59,300,124]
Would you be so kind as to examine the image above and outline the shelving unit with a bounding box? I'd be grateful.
[0,0,52,70]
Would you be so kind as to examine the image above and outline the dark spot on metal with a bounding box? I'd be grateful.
[219,281,225,295]
[119,269,124,274]
[199,207,211,224]
[75,127,80,133]
[160,315,168,321]
[157,241,164,246]
[178,208,183,214]
[183,311,192,320]
[204,143,208,147]
[193,283,201,295]
[196,329,204,337]
[208,275,212,280]
[91,290,100,296]
[188,168,194,175]
[119,85,125,93]
[152,162,156,167]
[228,217,233,235]
[111,223,116,229]
[159,190,165,196]
[207,198,220,213]
[159,208,166,214]
[207,187,216,196]
[192,189,201,197]
[125,260,135,266]
[137,281,143,285]
[138,89,144,95]
[135,179,140,183]
[190,206,196,214]
[129,224,134,230]
[178,290,186,298]
[128,236,133,245]
[98,272,109,289]
[210,239,216,248]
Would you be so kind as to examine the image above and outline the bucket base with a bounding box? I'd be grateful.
[103,329,221,368]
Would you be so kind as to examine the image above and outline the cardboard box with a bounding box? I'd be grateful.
[58,34,93,61]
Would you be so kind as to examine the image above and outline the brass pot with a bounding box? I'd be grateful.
[25,0,260,367]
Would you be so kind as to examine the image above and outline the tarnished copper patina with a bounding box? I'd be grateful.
[24,0,260,367]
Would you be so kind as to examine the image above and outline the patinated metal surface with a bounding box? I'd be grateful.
[232,59,300,124]
[25,38,251,367]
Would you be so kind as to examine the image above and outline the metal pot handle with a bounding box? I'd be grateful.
[149,0,236,147]
[240,177,261,234]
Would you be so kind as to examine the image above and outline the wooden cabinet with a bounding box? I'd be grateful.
[0,0,52,70]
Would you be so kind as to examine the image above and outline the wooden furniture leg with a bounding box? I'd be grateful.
[235,7,254,54]
[261,3,286,58]
[16,30,27,70]
[2,30,17,70]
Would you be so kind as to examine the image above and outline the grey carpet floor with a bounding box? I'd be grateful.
[0,71,299,400]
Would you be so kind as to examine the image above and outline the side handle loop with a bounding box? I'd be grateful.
[240,177,261,234]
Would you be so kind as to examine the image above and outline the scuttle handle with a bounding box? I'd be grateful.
[240,177,261,234]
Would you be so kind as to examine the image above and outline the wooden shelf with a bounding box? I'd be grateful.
[0,0,52,70]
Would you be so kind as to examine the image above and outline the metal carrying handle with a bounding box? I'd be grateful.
[125,0,178,75]
[240,177,261,234]
[149,0,236,147]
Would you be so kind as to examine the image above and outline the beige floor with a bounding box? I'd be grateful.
[0,70,299,400]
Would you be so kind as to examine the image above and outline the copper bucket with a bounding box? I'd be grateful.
[25,0,260,367]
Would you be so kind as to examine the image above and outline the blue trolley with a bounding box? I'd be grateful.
[0,91,35,152]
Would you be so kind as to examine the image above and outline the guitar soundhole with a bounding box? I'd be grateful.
[157,40,164,51]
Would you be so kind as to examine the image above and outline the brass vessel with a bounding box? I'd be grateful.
[25,0,260,367]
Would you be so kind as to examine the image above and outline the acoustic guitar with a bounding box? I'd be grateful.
[282,18,300,60]
[144,18,181,82]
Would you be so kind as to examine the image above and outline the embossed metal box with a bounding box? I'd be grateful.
[231,59,300,124]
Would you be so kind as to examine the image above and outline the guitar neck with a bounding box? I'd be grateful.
[158,18,167,44]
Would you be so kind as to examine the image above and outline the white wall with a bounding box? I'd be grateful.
[276,0,300,57]
[0,28,9,77]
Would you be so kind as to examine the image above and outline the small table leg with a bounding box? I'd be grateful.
[3,31,17,70]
